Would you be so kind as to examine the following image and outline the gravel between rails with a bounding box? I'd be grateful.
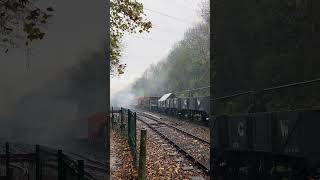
[138,115,210,174]
[136,120,210,179]
[138,112,210,145]
[138,110,210,142]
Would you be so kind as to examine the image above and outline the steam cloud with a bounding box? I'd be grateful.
[0,0,106,149]
[111,87,136,109]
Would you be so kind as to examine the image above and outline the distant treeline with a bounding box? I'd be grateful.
[131,1,210,98]
[129,0,320,115]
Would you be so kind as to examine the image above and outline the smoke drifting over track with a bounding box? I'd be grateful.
[0,0,106,148]
[111,88,136,109]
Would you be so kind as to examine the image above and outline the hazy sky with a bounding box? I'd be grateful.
[110,0,204,96]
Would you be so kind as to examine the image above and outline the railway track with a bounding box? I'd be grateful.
[135,111,210,174]
[64,152,108,180]
[42,146,108,180]
[137,111,210,144]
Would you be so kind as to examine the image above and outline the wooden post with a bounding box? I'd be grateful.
[58,150,64,180]
[120,108,124,131]
[35,144,41,180]
[134,112,137,166]
[111,107,114,129]
[5,142,9,177]
[77,160,84,180]
[138,129,147,180]
[128,109,131,139]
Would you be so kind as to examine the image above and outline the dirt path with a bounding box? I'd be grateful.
[110,132,118,174]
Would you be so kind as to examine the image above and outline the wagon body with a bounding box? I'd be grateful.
[181,98,189,110]
[189,98,197,110]
[173,98,181,110]
[197,96,210,115]
[212,109,320,174]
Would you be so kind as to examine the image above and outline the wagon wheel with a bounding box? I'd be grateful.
[213,158,245,180]
[201,112,207,121]
[267,157,309,180]
[212,158,228,180]
[290,158,309,180]
[256,158,273,180]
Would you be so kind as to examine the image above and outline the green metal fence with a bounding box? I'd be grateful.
[111,107,137,167]
[111,107,148,179]
[127,109,137,167]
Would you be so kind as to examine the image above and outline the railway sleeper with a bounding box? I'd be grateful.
[138,117,210,174]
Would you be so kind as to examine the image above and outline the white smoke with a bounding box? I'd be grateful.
[111,87,136,109]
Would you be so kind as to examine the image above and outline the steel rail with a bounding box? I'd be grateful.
[137,116,210,174]
[137,111,210,145]
[64,151,107,168]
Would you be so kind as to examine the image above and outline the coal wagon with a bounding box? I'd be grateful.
[211,108,320,179]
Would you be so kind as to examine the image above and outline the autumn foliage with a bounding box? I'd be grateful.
[0,0,54,53]
[110,0,152,75]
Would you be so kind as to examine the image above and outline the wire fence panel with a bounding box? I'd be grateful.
[112,107,138,168]
[0,144,97,180]
[127,109,137,167]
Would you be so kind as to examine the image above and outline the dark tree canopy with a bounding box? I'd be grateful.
[0,0,54,53]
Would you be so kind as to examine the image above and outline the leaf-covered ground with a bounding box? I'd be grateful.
[111,112,209,179]
[111,129,137,179]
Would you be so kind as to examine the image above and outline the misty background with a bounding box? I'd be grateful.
[110,0,205,95]
[111,0,209,108]
[110,0,210,107]
[0,0,106,148]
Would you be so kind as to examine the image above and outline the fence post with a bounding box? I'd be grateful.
[111,107,114,129]
[58,150,64,180]
[138,129,147,180]
[120,108,124,131]
[128,109,131,139]
[5,142,10,177]
[134,112,137,167]
[77,160,84,180]
[36,144,41,180]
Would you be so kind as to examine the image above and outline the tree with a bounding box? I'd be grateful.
[0,0,54,53]
[131,1,210,97]
[110,0,152,75]
[1,0,151,75]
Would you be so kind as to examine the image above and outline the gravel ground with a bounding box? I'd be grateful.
[136,120,210,179]
[110,137,118,173]
[142,111,210,142]
[156,125,210,169]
